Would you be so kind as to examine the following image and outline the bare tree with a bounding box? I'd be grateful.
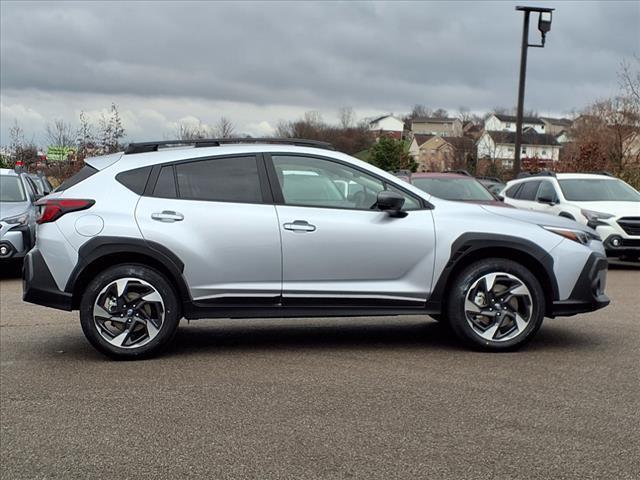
[175,121,209,140]
[432,108,449,119]
[109,103,126,150]
[338,107,355,129]
[45,119,74,147]
[215,116,235,138]
[76,111,94,159]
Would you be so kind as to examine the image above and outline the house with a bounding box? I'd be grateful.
[368,114,405,139]
[477,131,560,170]
[417,135,474,172]
[541,117,573,136]
[484,114,545,134]
[411,117,463,137]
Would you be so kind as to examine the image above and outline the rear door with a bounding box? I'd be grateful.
[135,154,282,305]
[267,154,436,307]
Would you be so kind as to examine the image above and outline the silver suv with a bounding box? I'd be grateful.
[23,139,610,359]
[1,168,40,262]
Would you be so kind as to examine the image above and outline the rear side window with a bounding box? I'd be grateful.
[55,165,97,192]
[175,156,263,203]
[153,166,177,198]
[116,166,152,195]
[516,180,541,200]
[504,183,522,198]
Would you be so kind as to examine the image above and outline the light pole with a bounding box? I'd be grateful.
[513,6,554,176]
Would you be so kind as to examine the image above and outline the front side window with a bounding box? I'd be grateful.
[0,176,26,202]
[175,156,263,203]
[536,181,558,202]
[272,155,420,210]
[504,183,522,199]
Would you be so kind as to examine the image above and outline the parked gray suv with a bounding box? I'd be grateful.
[1,168,39,262]
[23,139,610,359]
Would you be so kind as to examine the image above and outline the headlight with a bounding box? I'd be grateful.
[542,225,601,245]
[2,212,29,226]
[581,209,614,228]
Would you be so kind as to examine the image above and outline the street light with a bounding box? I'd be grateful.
[513,6,554,176]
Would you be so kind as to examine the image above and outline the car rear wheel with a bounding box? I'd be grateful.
[446,258,545,351]
[79,265,180,359]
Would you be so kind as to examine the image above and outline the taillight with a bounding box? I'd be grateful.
[36,199,95,224]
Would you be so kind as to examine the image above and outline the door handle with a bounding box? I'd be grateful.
[283,220,316,232]
[151,211,184,222]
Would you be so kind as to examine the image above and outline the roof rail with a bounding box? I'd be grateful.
[444,169,472,176]
[516,170,556,179]
[476,176,503,183]
[124,138,335,155]
[575,170,614,177]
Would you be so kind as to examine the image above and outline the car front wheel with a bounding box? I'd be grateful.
[79,264,180,359]
[446,258,545,351]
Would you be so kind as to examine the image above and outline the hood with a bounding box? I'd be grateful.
[460,199,513,208]
[0,201,31,221]
[480,205,593,232]
[571,201,640,218]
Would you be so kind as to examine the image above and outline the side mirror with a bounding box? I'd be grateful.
[377,191,406,217]
[497,194,505,202]
[537,195,555,205]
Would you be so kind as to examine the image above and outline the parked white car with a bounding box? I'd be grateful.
[500,172,640,260]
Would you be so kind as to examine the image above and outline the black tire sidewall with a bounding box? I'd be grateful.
[447,258,545,351]
[79,264,180,359]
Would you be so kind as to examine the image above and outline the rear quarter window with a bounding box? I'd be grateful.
[55,165,98,192]
[116,166,153,195]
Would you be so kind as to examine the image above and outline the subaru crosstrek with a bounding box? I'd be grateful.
[23,139,610,359]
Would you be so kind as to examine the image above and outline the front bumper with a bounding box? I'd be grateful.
[22,247,73,311]
[602,234,640,258]
[0,225,31,260]
[550,253,610,317]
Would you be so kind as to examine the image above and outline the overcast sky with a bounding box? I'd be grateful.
[1,0,639,146]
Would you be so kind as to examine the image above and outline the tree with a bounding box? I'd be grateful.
[175,121,209,140]
[368,136,417,172]
[109,103,126,151]
[97,103,126,153]
[45,119,74,148]
[338,107,355,129]
[215,116,235,138]
[76,111,94,160]
[432,108,449,119]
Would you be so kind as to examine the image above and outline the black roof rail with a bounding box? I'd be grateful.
[443,169,472,176]
[476,175,503,183]
[573,170,614,177]
[516,170,556,179]
[124,138,335,155]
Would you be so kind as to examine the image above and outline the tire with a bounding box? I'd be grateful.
[429,314,449,324]
[446,258,545,351]
[79,264,180,360]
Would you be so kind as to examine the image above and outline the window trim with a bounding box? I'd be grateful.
[264,152,431,212]
[144,153,273,205]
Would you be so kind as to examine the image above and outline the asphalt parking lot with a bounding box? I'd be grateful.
[1,263,638,480]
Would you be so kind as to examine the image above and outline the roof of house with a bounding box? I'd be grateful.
[413,134,435,146]
[412,117,460,124]
[541,117,573,127]
[420,135,474,150]
[486,130,559,146]
[492,113,544,125]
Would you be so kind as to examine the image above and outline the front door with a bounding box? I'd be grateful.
[269,154,436,307]
[135,154,282,304]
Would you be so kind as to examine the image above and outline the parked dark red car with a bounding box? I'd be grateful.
[410,172,510,206]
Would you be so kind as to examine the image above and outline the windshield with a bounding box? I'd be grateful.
[0,175,27,202]
[559,179,640,202]
[412,177,495,201]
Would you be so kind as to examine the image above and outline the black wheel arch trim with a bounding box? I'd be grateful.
[426,232,559,314]
[65,236,191,309]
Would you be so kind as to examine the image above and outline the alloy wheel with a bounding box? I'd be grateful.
[464,272,533,342]
[93,277,165,349]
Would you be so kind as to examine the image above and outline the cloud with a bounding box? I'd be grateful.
[1,0,638,144]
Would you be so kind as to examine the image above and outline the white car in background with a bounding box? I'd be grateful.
[501,172,640,260]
